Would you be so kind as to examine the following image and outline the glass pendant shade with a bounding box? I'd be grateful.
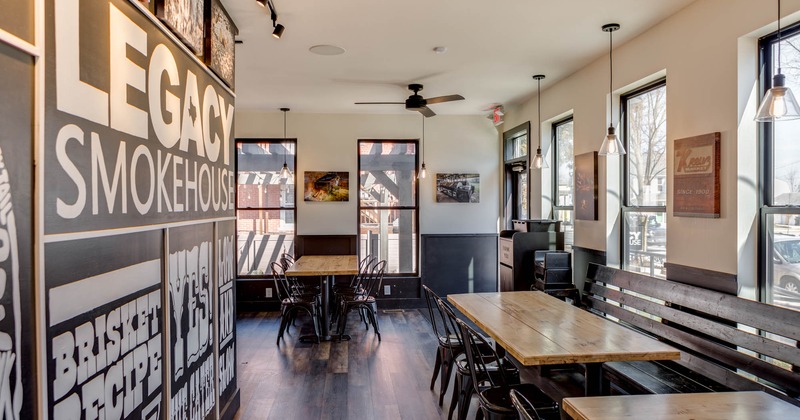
[598,126,626,156]
[280,162,291,179]
[532,147,548,169]
[756,73,800,121]
[418,162,427,179]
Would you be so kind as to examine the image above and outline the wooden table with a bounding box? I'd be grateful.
[285,255,359,341]
[448,291,680,395]
[563,391,800,419]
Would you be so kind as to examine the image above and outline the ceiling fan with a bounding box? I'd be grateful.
[355,84,464,117]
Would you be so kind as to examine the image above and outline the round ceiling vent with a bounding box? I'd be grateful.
[309,45,346,56]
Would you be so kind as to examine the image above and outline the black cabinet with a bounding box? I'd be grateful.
[499,220,564,291]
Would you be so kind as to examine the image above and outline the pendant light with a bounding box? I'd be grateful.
[599,23,626,156]
[418,116,427,179]
[279,108,292,179]
[756,0,800,121]
[532,74,548,169]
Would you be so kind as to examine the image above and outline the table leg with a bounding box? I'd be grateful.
[300,274,349,342]
[584,363,603,396]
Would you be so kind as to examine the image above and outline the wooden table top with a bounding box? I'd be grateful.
[563,391,800,420]
[284,255,359,276]
[447,291,680,366]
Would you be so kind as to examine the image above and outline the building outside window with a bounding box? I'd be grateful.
[760,23,800,312]
[621,80,667,278]
[553,117,574,249]
[236,140,296,276]
[358,140,418,275]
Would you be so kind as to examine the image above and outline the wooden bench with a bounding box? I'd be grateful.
[582,263,800,406]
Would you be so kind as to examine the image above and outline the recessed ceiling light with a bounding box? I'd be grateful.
[433,46,448,54]
[309,45,346,56]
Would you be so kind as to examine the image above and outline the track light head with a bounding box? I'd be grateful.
[255,0,268,7]
[272,23,285,39]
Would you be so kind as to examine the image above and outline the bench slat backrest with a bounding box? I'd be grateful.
[585,263,800,399]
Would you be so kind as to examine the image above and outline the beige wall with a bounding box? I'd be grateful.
[503,0,800,292]
[235,112,500,235]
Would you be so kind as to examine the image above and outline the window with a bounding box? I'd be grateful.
[503,122,530,228]
[236,139,296,276]
[621,80,667,278]
[760,22,800,312]
[358,140,418,275]
[553,117,574,248]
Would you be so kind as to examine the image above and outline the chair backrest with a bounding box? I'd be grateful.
[435,297,463,347]
[350,255,376,288]
[269,261,293,300]
[457,318,510,393]
[422,285,445,338]
[362,259,386,297]
[509,389,540,420]
[279,253,295,270]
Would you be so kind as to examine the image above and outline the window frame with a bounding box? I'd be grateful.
[758,21,800,306]
[620,78,668,277]
[503,121,531,229]
[357,139,420,277]
[552,116,574,214]
[235,138,297,278]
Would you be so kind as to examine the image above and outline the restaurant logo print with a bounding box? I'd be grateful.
[169,242,215,420]
[0,146,22,419]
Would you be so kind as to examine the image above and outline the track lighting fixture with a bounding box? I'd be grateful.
[532,75,547,169]
[756,0,800,121]
[599,23,626,156]
[257,0,285,39]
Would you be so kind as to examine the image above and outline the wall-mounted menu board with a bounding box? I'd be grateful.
[0,42,36,420]
[44,0,236,235]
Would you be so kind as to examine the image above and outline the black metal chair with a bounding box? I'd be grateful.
[271,262,321,345]
[436,297,520,420]
[423,285,463,406]
[335,259,386,340]
[457,319,559,420]
[509,389,540,420]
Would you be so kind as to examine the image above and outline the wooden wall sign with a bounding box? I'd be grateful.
[673,132,720,218]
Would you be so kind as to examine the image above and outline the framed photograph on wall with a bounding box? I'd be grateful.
[575,151,598,220]
[156,0,205,54]
[673,132,721,218]
[205,0,237,88]
[435,173,480,203]
[304,171,350,202]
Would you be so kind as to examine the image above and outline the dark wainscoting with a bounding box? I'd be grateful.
[572,246,606,291]
[421,234,499,297]
[295,234,357,256]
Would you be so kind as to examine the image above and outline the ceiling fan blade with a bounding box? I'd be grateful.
[418,106,436,118]
[355,102,404,105]
[424,94,465,105]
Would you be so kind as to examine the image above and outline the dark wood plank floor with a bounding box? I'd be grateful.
[233,309,585,420]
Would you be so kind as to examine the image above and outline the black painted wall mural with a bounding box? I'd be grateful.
[0,40,35,420]
[41,0,238,418]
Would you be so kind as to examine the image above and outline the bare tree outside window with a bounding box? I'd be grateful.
[627,86,667,207]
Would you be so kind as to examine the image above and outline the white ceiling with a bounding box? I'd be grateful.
[224,0,697,116]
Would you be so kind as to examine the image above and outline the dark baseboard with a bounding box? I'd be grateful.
[220,389,240,420]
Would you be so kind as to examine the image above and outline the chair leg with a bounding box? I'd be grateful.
[439,350,454,406]
[430,349,442,390]
[310,307,321,343]
[447,371,460,420]
[457,374,473,420]
[277,314,289,346]
[337,303,349,339]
